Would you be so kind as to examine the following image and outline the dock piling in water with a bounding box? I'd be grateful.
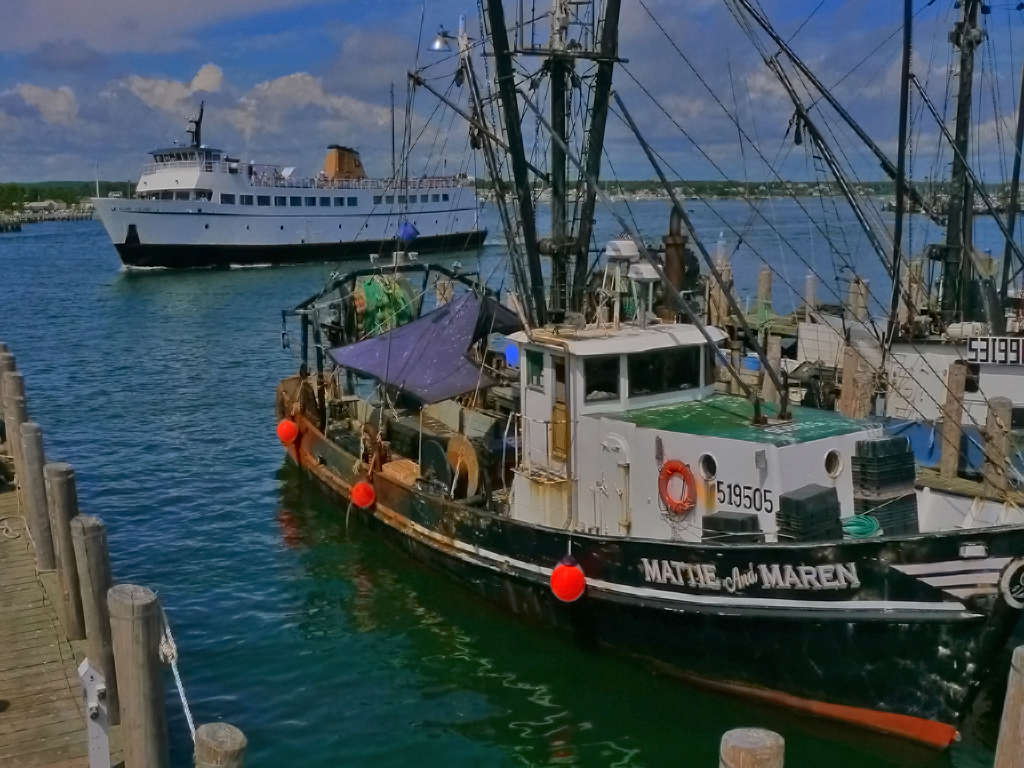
[939,360,968,479]
[983,397,1013,496]
[996,645,1024,767]
[72,514,121,724]
[194,722,247,768]
[108,583,170,768]
[20,421,57,570]
[719,728,784,767]
[44,462,86,639]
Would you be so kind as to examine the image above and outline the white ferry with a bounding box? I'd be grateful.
[93,105,486,268]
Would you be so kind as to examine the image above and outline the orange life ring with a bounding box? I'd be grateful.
[659,460,697,515]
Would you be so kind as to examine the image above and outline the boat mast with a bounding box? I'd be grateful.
[1001,62,1024,304]
[391,83,397,179]
[548,0,570,312]
[573,0,622,311]
[886,0,913,344]
[941,0,983,324]
[481,0,548,326]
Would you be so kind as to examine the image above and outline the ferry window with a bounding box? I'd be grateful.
[220,193,235,204]
[240,195,254,206]
[257,196,271,206]
[385,195,394,204]
[585,356,620,402]
[304,196,317,206]
[174,191,189,201]
[334,197,344,207]
[432,194,440,202]
[274,196,286,206]
[442,193,450,201]
[160,191,173,200]
[290,196,302,206]
[398,195,406,204]
[628,347,701,397]
[347,197,357,207]
[526,350,544,389]
[373,196,383,205]
[195,190,211,201]
[319,196,331,207]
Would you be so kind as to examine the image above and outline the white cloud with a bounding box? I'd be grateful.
[17,84,78,125]
[124,64,223,114]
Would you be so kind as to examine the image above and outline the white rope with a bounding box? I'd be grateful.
[158,606,195,741]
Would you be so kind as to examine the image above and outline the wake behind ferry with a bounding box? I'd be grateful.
[93,104,486,268]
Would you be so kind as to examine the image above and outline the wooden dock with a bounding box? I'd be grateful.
[0,486,123,767]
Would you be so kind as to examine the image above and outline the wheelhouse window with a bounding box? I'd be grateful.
[159,191,173,200]
[304,196,316,207]
[347,197,357,207]
[584,356,620,402]
[627,347,701,397]
[240,195,254,206]
[257,196,271,206]
[174,191,189,201]
[220,193,235,204]
[290,196,302,207]
[195,190,211,201]
[526,350,544,389]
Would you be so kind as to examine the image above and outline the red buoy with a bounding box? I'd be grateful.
[550,557,586,602]
[351,481,376,509]
[277,419,299,445]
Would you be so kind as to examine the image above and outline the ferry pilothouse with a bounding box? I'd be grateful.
[93,104,487,269]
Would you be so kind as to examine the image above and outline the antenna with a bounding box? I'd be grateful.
[186,101,205,147]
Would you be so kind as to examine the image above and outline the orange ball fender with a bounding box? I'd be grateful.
[277,419,299,445]
[351,480,376,509]
[658,460,697,515]
[550,557,586,602]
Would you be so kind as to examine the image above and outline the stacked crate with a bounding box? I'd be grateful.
[702,511,764,543]
[852,437,919,536]
[777,484,843,543]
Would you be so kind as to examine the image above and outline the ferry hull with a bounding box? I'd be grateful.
[285,413,1024,748]
[115,230,487,268]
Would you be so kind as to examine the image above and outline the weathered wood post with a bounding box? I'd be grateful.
[720,728,785,768]
[0,349,14,424]
[730,340,743,395]
[109,584,168,767]
[44,463,86,639]
[3,369,27,482]
[939,361,968,479]
[71,515,120,724]
[983,396,1013,496]
[760,336,783,408]
[803,273,817,319]
[194,723,247,768]
[846,276,869,323]
[849,372,874,420]
[20,422,56,570]
[838,346,861,417]
[995,645,1024,768]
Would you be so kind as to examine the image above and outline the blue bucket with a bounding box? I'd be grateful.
[742,354,761,372]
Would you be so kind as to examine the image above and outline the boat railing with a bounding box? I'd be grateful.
[250,176,473,191]
[142,160,234,174]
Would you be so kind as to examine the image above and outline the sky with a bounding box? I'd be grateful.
[1,0,1023,184]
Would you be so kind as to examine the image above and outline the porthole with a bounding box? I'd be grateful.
[825,450,842,478]
[245,225,250,230]
[204,223,209,229]
[699,454,717,480]
[280,225,284,230]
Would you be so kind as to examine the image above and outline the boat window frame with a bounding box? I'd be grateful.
[220,193,235,205]
[319,196,331,207]
[347,197,358,207]
[274,196,287,207]
[334,197,345,207]
[240,194,254,206]
[583,354,622,404]
[627,346,702,399]
[525,349,544,390]
[174,191,189,201]
[257,196,271,207]
[289,196,302,207]
[304,196,317,207]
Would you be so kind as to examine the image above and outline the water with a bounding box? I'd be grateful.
[0,204,1017,767]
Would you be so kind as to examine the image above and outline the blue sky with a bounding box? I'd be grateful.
[1,0,1022,184]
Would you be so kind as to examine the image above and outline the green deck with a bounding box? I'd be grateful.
[615,394,868,446]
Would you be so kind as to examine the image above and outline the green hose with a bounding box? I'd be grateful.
[843,514,880,538]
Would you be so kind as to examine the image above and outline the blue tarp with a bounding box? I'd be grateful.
[327,292,519,405]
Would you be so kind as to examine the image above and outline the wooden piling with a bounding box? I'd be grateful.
[195,723,248,768]
[939,361,968,480]
[730,340,743,395]
[760,336,783,408]
[996,645,1024,768]
[72,514,120,725]
[3,370,27,487]
[803,273,817,318]
[109,583,169,768]
[756,267,772,329]
[846,276,869,323]
[849,372,874,420]
[20,421,57,570]
[983,397,1013,496]
[838,346,862,417]
[719,728,785,768]
[0,350,14,423]
[44,462,86,640]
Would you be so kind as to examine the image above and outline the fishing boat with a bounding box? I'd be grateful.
[275,0,1024,748]
[93,104,486,268]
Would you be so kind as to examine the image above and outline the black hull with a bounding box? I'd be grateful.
[115,229,488,268]
[287,425,1024,747]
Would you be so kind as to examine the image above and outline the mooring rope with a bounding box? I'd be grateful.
[158,605,196,740]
